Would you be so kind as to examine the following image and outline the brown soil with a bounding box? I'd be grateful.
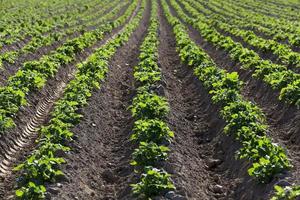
[158,3,235,199]
[48,2,151,199]
[177,0,300,73]
[0,0,98,54]
[165,0,300,199]
[0,3,142,198]
[0,1,126,86]
[195,0,300,53]
[0,1,299,200]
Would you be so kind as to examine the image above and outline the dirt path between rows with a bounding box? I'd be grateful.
[157,2,237,199]
[0,0,127,86]
[50,2,151,199]
[166,1,300,199]
[0,3,143,199]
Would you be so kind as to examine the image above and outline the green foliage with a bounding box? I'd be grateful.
[129,1,175,197]
[14,142,68,183]
[271,185,300,200]
[16,182,46,200]
[131,167,175,198]
[161,0,291,183]
[178,0,300,106]
[0,0,136,135]
[131,142,169,167]
[130,92,169,119]
[15,1,145,198]
[280,79,300,107]
[131,119,174,144]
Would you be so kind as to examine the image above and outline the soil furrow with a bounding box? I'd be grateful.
[0,1,128,86]
[49,1,151,199]
[176,0,300,74]
[0,0,97,53]
[167,0,300,143]
[212,26,300,74]
[163,1,300,199]
[0,3,143,198]
[158,2,235,200]
[198,0,300,53]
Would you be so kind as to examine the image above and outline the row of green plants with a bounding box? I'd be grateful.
[18,0,122,53]
[227,0,299,21]
[267,0,300,9]
[163,0,291,183]
[271,185,300,200]
[0,0,69,38]
[174,0,300,107]
[183,0,300,69]
[14,1,145,199]
[204,0,300,47]
[0,0,139,134]
[0,0,110,52]
[175,1,300,198]
[129,1,175,198]
[0,0,96,48]
[0,0,127,69]
[211,0,300,35]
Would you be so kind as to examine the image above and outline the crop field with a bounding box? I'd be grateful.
[0,0,299,199]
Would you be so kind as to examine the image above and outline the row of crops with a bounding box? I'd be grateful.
[0,0,299,199]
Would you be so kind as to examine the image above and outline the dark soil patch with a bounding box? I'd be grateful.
[171,0,300,144]
[48,2,151,199]
[0,3,145,198]
[158,2,238,200]
[165,0,300,199]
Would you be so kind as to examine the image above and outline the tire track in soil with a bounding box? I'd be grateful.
[0,81,69,177]
[158,2,235,200]
[0,3,142,198]
[0,1,128,86]
[167,1,300,199]
[50,2,151,199]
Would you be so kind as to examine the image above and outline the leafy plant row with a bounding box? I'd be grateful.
[203,0,300,47]
[0,0,98,48]
[0,0,126,69]
[213,0,300,35]
[227,0,299,21]
[162,0,291,183]
[271,185,300,200]
[173,0,300,107]
[14,0,145,198]
[0,0,139,134]
[129,1,175,198]
[183,0,300,69]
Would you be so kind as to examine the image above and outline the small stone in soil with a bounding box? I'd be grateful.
[57,183,63,188]
[206,158,222,169]
[90,181,97,189]
[210,184,224,194]
[165,191,187,200]
[48,187,60,195]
